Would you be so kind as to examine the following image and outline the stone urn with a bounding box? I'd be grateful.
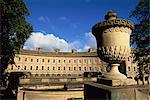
[92,10,134,80]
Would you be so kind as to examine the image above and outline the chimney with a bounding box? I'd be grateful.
[36,47,43,52]
[54,48,60,53]
[72,49,77,53]
[88,48,95,52]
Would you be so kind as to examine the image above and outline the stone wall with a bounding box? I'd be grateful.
[18,89,84,100]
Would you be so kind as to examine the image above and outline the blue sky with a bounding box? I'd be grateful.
[24,0,139,52]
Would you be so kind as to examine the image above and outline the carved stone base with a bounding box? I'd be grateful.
[97,78,136,86]
[104,64,127,80]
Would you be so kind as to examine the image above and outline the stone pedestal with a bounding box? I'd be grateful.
[103,64,127,80]
[97,78,136,86]
[84,82,150,100]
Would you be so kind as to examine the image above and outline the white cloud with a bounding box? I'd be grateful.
[38,16,50,22]
[38,16,45,21]
[83,32,97,51]
[23,32,81,52]
[23,32,97,52]
[58,17,68,21]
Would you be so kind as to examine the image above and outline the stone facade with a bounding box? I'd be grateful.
[6,48,137,79]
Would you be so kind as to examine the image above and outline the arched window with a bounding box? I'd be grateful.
[41,74,44,77]
[35,74,38,77]
[46,74,50,77]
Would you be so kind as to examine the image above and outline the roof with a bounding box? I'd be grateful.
[18,49,98,57]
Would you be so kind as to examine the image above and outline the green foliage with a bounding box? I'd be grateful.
[130,0,150,74]
[0,0,33,86]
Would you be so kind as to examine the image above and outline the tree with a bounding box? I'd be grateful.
[0,0,33,87]
[130,0,150,74]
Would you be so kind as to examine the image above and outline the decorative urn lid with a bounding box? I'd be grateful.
[92,10,134,35]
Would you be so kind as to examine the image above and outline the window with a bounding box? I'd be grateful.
[18,57,21,61]
[42,66,44,70]
[48,59,50,63]
[37,59,38,62]
[64,67,65,70]
[53,59,55,63]
[11,65,13,70]
[25,58,27,61]
[84,67,87,71]
[42,59,44,62]
[74,67,76,70]
[84,59,86,63]
[24,66,27,70]
[134,67,136,71]
[64,60,66,63]
[58,67,60,70]
[128,66,130,71]
[90,59,92,63]
[36,66,38,70]
[31,59,33,62]
[68,74,71,76]
[35,74,38,77]
[41,74,44,77]
[79,67,81,70]
[95,59,97,63]
[30,66,32,70]
[18,66,20,70]
[90,67,92,70]
[58,60,61,63]
[47,66,49,70]
[128,57,130,61]
[69,67,71,70]
[79,60,81,63]
[46,74,50,77]
[74,60,76,63]
[69,60,71,63]
[53,66,55,70]
[79,74,82,77]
